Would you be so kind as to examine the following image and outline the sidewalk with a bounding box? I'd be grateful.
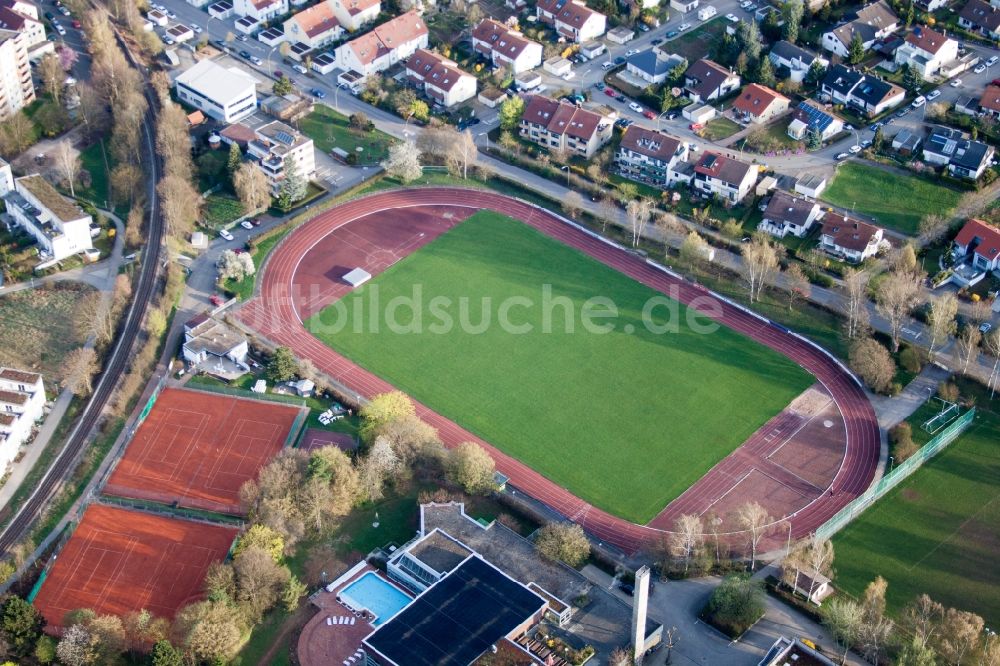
[869,364,952,430]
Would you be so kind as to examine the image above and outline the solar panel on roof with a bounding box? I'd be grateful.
[796,102,833,131]
[274,131,295,145]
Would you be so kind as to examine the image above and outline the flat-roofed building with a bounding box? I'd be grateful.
[0,368,45,469]
[247,120,316,194]
[174,58,257,123]
[4,174,92,261]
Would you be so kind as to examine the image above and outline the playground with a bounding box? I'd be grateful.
[31,504,237,628]
[104,388,303,514]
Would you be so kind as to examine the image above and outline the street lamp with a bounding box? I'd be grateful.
[888,455,894,473]
[265,45,278,73]
[560,164,570,187]
[655,109,672,131]
[784,519,793,559]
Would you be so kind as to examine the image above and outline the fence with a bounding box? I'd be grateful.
[284,407,310,448]
[815,408,976,541]
[97,495,245,528]
[184,381,307,407]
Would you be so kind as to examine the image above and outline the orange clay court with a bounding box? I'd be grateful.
[32,504,237,629]
[104,388,301,514]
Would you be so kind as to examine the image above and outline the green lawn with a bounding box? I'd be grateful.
[76,140,113,210]
[298,105,395,165]
[701,117,741,142]
[833,384,1000,626]
[667,19,727,62]
[820,162,963,235]
[202,193,246,229]
[306,211,814,522]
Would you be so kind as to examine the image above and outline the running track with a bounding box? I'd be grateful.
[237,188,880,553]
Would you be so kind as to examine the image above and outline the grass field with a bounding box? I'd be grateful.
[820,162,963,235]
[0,284,96,383]
[833,383,1000,625]
[298,105,395,165]
[307,211,814,522]
[701,117,741,142]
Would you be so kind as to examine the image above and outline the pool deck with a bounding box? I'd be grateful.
[298,565,407,666]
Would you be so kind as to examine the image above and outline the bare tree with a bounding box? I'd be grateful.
[875,269,923,351]
[804,535,834,602]
[670,514,704,575]
[955,323,982,375]
[918,213,950,245]
[784,263,810,310]
[53,140,82,197]
[562,190,584,219]
[901,594,944,649]
[935,608,984,666]
[357,436,401,501]
[157,174,201,239]
[740,234,780,303]
[705,511,724,564]
[736,501,772,570]
[61,347,99,396]
[679,230,711,272]
[598,196,617,235]
[233,162,271,214]
[625,198,653,248]
[858,576,894,666]
[927,293,958,356]
[38,53,65,105]
[842,268,870,340]
[983,328,1000,398]
[849,337,896,393]
[450,129,477,179]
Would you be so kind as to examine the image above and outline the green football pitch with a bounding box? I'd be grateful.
[834,394,1000,625]
[307,211,814,522]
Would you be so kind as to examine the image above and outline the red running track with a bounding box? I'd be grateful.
[237,188,880,553]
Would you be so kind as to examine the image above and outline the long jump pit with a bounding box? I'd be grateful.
[31,504,237,630]
[104,388,303,514]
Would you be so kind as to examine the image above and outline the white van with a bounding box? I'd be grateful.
[698,5,717,19]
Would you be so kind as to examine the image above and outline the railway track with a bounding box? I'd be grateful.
[0,30,164,554]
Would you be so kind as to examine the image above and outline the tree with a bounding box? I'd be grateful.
[51,140,81,198]
[626,198,653,248]
[670,514,704,575]
[702,574,765,637]
[122,609,167,653]
[902,63,921,92]
[61,346,99,397]
[233,545,289,621]
[173,601,243,663]
[358,436,402,501]
[277,157,307,212]
[360,391,416,442]
[740,235,780,303]
[349,112,372,131]
[680,230,712,272]
[889,422,918,461]
[736,501,771,570]
[902,594,944,649]
[282,574,307,611]
[1,597,43,656]
[233,162,271,214]
[927,293,958,355]
[858,576,894,665]
[847,32,865,65]
[499,95,525,130]
[273,75,293,96]
[875,269,922,352]
[824,597,864,664]
[534,523,590,567]
[755,56,776,87]
[805,60,827,88]
[86,614,127,663]
[804,535,835,601]
[897,635,938,666]
[807,124,823,150]
[872,125,885,152]
[381,141,422,183]
[234,524,285,562]
[157,174,200,239]
[447,441,495,494]
[56,624,97,666]
[782,0,804,43]
[842,267,870,339]
[150,640,183,666]
[226,141,242,176]
[450,129,477,180]
[39,53,65,105]
[736,19,762,61]
[955,323,982,375]
[218,249,255,281]
[850,337,895,393]
[266,346,299,382]
[983,328,1000,398]
[935,608,983,666]
[784,263,810,310]
[34,635,57,665]
[562,190,584,219]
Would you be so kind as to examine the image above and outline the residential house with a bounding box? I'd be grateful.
[0,0,45,51]
[692,152,758,203]
[731,83,790,124]
[980,84,1000,118]
[606,25,634,43]
[953,218,1000,273]
[615,125,690,187]
[0,368,45,469]
[328,0,379,31]
[821,0,898,57]
[769,40,828,83]
[821,64,904,116]
[759,190,822,238]
[923,127,995,180]
[405,49,477,107]
[535,0,607,43]
[181,313,249,369]
[958,0,1000,40]
[3,175,92,261]
[0,27,34,119]
[760,638,836,666]
[284,2,343,49]
[333,10,428,79]
[683,58,740,103]
[471,19,543,74]
[625,48,685,85]
[794,173,827,198]
[247,120,316,195]
[819,213,885,262]
[0,157,13,196]
[788,100,844,141]
[891,128,922,154]
[174,58,257,123]
[915,0,951,12]
[894,26,959,80]
[519,94,613,158]
[233,0,287,22]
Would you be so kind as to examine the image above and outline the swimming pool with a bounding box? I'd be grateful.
[339,572,413,626]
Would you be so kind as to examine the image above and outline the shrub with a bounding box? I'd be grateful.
[889,422,918,462]
[701,574,765,638]
[938,381,960,403]
[899,346,923,374]
[534,523,591,568]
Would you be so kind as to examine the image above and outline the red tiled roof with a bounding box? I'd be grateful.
[821,213,880,252]
[954,218,1000,260]
[731,83,789,116]
[405,49,470,92]
[341,0,379,16]
[522,94,603,141]
[905,25,951,55]
[0,368,41,384]
[619,125,682,161]
[472,19,534,60]
[0,390,28,405]
[980,85,1000,114]
[693,151,754,186]
[348,10,426,65]
[291,1,340,39]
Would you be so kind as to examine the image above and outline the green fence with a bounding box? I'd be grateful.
[816,408,976,541]
[284,408,310,448]
[186,381,307,407]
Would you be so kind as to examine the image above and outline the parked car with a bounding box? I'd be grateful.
[860,139,872,148]
[166,9,175,18]
[897,107,910,117]
[912,95,926,107]
[987,56,999,66]
[251,218,261,227]
[689,122,704,130]
[219,229,234,241]
[614,56,626,65]
[638,22,650,31]
[605,87,616,96]
[666,30,678,38]
[927,90,941,101]
[250,55,262,65]
[725,12,739,21]
[209,294,223,306]
[72,19,80,27]
[869,122,882,131]
[650,37,663,45]
[240,220,254,230]
[59,6,70,15]
[43,10,54,19]
[678,22,691,31]
[310,87,326,98]
[240,50,252,59]
[666,111,678,120]
[849,144,862,154]
[644,110,656,119]
[974,64,986,74]
[163,35,173,44]
[601,61,614,70]
[55,24,65,35]
[629,101,644,113]
[236,33,248,41]
[625,49,638,57]
[293,63,308,74]
[273,69,284,78]
[593,81,604,90]
[835,152,850,160]
[950,78,962,87]
[192,24,202,33]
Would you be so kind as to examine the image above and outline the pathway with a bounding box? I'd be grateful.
[869,364,952,431]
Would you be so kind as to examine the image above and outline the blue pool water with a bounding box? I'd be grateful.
[340,572,413,626]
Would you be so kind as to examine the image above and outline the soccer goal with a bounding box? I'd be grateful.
[922,398,959,434]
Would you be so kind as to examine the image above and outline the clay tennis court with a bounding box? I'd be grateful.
[104,388,302,514]
[32,504,237,629]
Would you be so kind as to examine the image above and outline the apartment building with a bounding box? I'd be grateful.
[405,49,477,107]
[0,28,35,119]
[519,94,612,158]
[333,10,428,79]
[0,368,45,469]
[894,26,959,80]
[247,120,316,194]
[471,19,543,74]
[615,125,690,188]
[3,174,92,261]
[535,0,606,43]
[233,0,287,22]
[692,152,758,203]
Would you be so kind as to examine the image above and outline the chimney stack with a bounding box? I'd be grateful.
[631,565,650,664]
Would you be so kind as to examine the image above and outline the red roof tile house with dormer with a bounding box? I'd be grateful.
[333,10,428,79]
[519,94,613,158]
[405,49,477,107]
[535,0,606,43]
[731,83,790,124]
[819,213,885,263]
